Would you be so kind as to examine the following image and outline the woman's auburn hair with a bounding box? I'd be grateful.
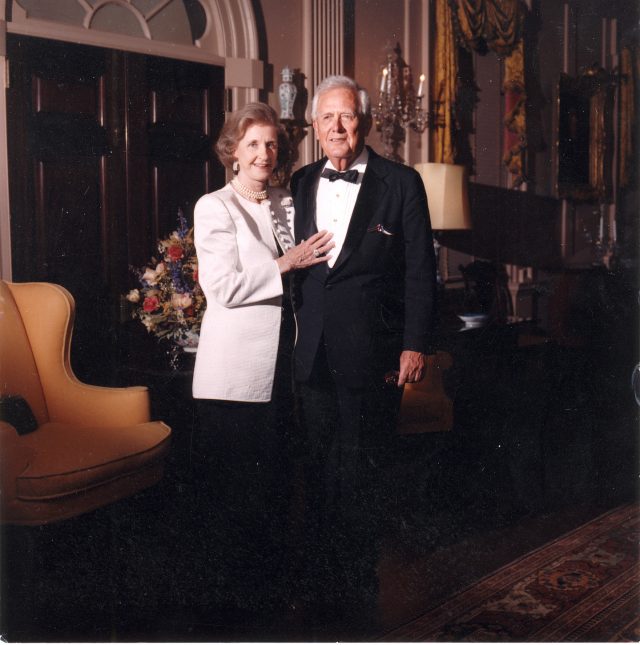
[215,102,290,171]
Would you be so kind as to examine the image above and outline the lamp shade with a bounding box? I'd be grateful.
[414,163,471,230]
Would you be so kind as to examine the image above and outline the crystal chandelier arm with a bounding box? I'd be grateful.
[373,44,437,160]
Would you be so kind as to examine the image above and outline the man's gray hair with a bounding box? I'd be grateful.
[311,75,371,120]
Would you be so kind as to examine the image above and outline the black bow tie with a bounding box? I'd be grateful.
[321,168,360,183]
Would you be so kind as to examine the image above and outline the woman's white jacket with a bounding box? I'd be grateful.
[192,183,295,402]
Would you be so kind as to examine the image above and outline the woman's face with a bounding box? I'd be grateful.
[233,123,279,189]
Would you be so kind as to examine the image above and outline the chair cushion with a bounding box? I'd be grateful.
[15,421,171,500]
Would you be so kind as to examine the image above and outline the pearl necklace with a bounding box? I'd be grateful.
[231,178,268,202]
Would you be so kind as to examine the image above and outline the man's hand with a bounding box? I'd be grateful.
[397,350,427,387]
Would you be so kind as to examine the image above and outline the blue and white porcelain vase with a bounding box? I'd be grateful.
[278,66,296,120]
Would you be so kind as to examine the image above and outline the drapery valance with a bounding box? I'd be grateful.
[451,0,524,56]
[432,0,527,186]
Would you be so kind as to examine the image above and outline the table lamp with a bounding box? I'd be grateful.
[414,162,471,284]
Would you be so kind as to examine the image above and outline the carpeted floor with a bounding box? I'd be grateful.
[380,503,640,642]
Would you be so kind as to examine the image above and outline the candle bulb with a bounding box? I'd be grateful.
[417,73,425,98]
[612,217,617,242]
[380,68,388,93]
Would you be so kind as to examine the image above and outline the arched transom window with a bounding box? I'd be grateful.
[15,0,206,44]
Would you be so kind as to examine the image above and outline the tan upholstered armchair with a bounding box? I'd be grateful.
[0,280,171,525]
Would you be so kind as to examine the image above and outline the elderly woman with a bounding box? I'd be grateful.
[191,102,333,618]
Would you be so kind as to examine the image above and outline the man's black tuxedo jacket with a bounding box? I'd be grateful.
[291,147,437,389]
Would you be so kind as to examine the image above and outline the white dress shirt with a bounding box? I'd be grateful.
[316,148,369,267]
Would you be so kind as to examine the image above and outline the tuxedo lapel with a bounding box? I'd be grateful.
[296,161,323,242]
[329,150,388,275]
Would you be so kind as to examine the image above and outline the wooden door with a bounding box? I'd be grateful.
[7,35,224,383]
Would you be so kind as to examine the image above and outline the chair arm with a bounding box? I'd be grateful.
[45,379,153,428]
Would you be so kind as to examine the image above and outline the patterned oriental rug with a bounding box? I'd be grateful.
[381,503,639,642]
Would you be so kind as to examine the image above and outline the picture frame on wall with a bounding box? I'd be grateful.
[556,66,614,202]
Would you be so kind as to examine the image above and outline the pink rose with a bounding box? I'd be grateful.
[167,245,184,261]
[143,296,160,312]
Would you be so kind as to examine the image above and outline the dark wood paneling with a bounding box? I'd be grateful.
[7,35,225,384]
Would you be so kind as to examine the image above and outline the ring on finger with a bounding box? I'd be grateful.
[313,248,321,258]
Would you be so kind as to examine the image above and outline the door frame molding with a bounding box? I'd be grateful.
[0,19,9,279]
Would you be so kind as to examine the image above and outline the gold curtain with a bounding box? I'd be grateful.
[502,39,526,185]
[434,0,527,183]
[431,0,458,163]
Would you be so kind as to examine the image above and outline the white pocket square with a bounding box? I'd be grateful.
[367,224,394,236]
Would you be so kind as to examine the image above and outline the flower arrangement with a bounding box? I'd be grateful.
[125,210,205,349]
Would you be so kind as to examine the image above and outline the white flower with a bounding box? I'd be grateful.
[143,270,159,285]
[126,289,140,303]
[142,318,156,332]
[141,262,165,285]
[171,293,193,309]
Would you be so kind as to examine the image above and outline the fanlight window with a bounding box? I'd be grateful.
[15,0,207,45]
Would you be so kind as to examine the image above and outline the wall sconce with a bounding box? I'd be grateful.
[414,162,471,284]
[372,43,442,163]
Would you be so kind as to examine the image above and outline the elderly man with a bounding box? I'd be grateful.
[290,75,437,616]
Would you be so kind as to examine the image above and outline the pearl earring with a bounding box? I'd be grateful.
[232,161,239,174]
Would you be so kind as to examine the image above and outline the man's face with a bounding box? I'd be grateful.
[313,87,371,170]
